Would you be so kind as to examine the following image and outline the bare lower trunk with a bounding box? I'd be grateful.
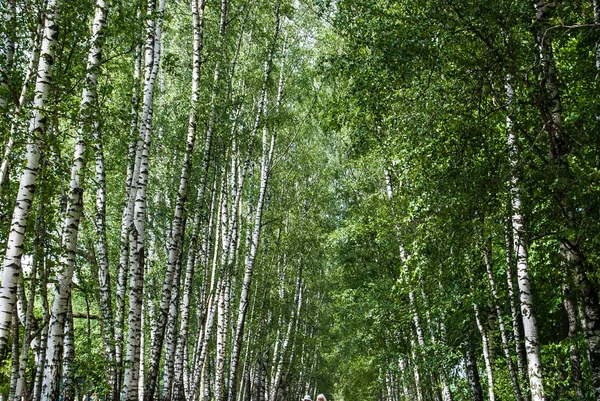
[41,134,86,401]
[162,253,184,401]
[33,253,50,401]
[473,300,495,401]
[410,338,424,401]
[9,307,19,401]
[12,217,40,401]
[484,237,523,401]
[269,266,302,401]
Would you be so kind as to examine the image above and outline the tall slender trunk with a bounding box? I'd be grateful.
[122,0,165,398]
[398,358,411,401]
[504,216,528,388]
[115,26,144,393]
[507,58,545,400]
[12,210,41,401]
[0,0,59,358]
[84,1,114,398]
[33,247,50,401]
[511,137,544,401]
[162,251,184,401]
[532,3,600,398]
[41,134,85,400]
[9,306,19,401]
[171,0,207,395]
[409,337,424,401]
[227,8,281,399]
[483,237,523,401]
[473,298,495,401]
[190,185,226,401]
[40,0,109,395]
[146,1,215,399]
[269,266,302,401]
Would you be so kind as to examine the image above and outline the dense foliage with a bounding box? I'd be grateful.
[1,1,599,401]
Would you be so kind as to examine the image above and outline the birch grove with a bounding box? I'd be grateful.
[1,0,600,401]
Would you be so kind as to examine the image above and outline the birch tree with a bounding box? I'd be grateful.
[0,0,59,359]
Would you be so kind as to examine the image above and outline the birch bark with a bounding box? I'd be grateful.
[12,215,40,401]
[61,297,75,401]
[40,1,109,396]
[532,3,600,397]
[85,1,115,397]
[115,27,144,390]
[227,8,281,400]
[122,0,165,398]
[483,237,523,401]
[269,266,302,401]
[473,296,495,401]
[146,1,215,398]
[509,104,545,401]
[0,0,59,357]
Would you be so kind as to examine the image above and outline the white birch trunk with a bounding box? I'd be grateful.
[40,137,85,401]
[41,0,109,395]
[61,297,75,401]
[0,0,59,356]
[269,267,302,401]
[122,0,165,396]
[473,298,495,401]
[507,65,545,400]
[83,2,115,398]
[170,1,206,395]
[115,28,144,389]
[227,9,281,399]
[12,225,39,401]
[483,237,523,401]
[410,337,423,401]
[8,307,18,401]
[33,258,50,401]
[504,75,529,399]
[162,252,184,401]
[398,358,411,401]
[138,303,146,401]
[510,134,544,401]
[504,218,528,385]
[190,187,226,401]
